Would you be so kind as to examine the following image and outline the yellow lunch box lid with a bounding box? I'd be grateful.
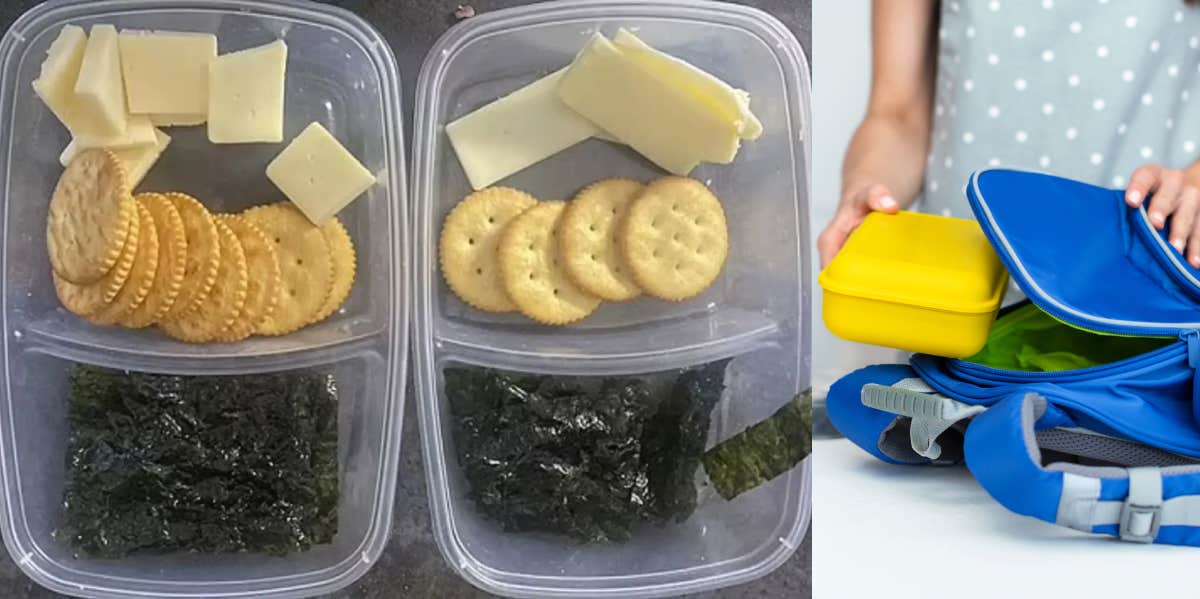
[818,211,1008,314]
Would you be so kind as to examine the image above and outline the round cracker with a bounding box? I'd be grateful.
[160,220,248,343]
[498,201,601,325]
[161,192,220,320]
[243,203,334,336]
[47,149,134,284]
[89,202,159,325]
[440,187,537,312]
[309,217,356,325]
[618,177,728,302]
[213,215,281,343]
[559,178,644,301]
[121,193,189,328]
[53,203,140,317]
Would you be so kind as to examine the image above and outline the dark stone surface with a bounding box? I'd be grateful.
[0,1,810,597]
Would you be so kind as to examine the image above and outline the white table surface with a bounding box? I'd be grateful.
[813,438,1199,599]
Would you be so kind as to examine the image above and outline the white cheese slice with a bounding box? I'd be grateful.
[611,29,762,140]
[118,128,172,189]
[119,31,217,115]
[60,128,170,189]
[65,114,158,160]
[557,34,741,175]
[73,24,127,137]
[150,113,206,127]
[31,25,89,133]
[446,68,606,190]
[266,122,375,225]
[208,40,287,143]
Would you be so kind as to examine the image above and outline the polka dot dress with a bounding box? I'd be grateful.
[924,0,1200,218]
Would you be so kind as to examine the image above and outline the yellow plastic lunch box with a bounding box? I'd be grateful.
[819,210,1009,358]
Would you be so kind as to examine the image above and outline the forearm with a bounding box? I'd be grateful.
[841,110,931,209]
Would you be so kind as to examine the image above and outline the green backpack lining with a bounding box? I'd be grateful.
[964,303,1172,372]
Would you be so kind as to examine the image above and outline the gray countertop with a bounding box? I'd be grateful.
[0,1,811,597]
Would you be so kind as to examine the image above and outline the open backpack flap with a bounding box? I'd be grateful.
[826,168,1200,546]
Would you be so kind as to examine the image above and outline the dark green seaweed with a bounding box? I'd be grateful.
[56,365,339,558]
[445,361,728,543]
[702,388,812,500]
[642,359,730,523]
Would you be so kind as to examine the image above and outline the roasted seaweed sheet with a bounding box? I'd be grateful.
[56,366,339,558]
[703,388,812,500]
[445,361,729,543]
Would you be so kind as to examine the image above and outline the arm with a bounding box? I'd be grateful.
[817,0,939,267]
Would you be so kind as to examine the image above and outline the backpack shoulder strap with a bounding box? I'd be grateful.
[965,392,1200,546]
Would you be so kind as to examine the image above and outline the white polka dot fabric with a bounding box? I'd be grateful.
[923,1,1200,218]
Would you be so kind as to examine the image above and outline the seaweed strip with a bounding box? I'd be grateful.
[702,388,812,500]
[643,359,729,523]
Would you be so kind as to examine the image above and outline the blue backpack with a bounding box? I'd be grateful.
[827,168,1200,547]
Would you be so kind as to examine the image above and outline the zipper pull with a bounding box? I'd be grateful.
[1184,330,1200,367]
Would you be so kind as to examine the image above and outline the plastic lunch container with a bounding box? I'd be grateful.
[0,1,407,597]
[411,1,811,597]
[819,211,1009,358]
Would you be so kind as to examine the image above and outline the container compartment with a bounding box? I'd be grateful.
[0,1,409,597]
[412,0,809,362]
[0,0,407,362]
[413,3,810,595]
[0,347,401,598]
[424,347,808,597]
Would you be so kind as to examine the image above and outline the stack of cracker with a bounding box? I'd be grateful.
[48,149,356,343]
[440,176,729,325]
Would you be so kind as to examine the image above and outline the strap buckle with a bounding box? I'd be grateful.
[1119,467,1163,544]
[1119,503,1161,544]
[861,382,984,460]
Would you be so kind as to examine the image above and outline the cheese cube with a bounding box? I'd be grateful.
[208,40,287,143]
[60,128,170,189]
[150,113,206,127]
[119,31,217,115]
[66,114,158,160]
[557,34,741,175]
[31,26,89,133]
[446,68,607,190]
[266,122,375,225]
[73,25,127,137]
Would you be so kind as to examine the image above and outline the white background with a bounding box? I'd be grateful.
[814,4,1200,598]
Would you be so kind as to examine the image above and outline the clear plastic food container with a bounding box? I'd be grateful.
[0,0,408,597]
[411,1,811,596]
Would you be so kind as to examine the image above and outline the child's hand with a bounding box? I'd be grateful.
[817,183,900,268]
[1125,164,1200,267]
